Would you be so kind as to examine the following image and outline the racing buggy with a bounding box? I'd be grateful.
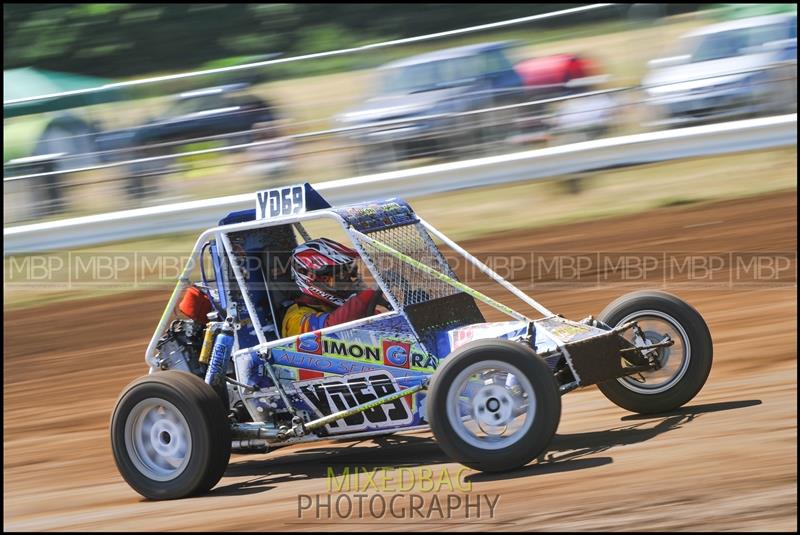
[111,183,713,500]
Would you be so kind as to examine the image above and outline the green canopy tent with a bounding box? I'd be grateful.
[3,67,120,119]
[3,68,120,163]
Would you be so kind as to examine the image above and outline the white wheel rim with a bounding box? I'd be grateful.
[446,360,536,451]
[124,398,192,481]
[614,310,691,395]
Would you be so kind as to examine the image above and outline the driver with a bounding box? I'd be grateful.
[281,238,384,337]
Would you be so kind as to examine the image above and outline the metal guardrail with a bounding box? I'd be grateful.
[4,113,796,255]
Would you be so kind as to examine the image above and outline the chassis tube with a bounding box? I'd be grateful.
[218,231,269,346]
[420,218,555,318]
[145,228,217,369]
[351,228,529,322]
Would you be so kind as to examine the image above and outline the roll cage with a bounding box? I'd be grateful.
[145,184,556,372]
[143,183,672,442]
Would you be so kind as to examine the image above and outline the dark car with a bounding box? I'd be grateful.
[91,83,284,198]
[96,83,277,154]
[336,42,525,171]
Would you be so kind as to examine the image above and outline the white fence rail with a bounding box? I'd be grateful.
[4,114,796,254]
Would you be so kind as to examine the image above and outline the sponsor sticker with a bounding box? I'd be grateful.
[296,331,323,355]
[295,371,414,433]
[286,335,437,372]
[382,339,411,369]
[450,328,475,350]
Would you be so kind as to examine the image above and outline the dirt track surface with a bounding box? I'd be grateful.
[4,192,797,531]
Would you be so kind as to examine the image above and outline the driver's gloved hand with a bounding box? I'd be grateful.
[325,289,378,326]
[376,293,391,309]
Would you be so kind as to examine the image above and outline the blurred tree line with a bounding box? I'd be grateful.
[4,4,700,79]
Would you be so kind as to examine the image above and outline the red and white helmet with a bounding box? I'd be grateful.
[291,238,364,306]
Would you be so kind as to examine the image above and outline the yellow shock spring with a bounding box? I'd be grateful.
[198,323,219,364]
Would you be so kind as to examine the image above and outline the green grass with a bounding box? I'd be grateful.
[3,116,48,163]
[4,146,796,311]
[3,12,721,227]
[413,147,797,241]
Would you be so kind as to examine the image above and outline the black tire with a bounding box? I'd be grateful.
[597,290,713,414]
[110,370,232,500]
[426,339,561,472]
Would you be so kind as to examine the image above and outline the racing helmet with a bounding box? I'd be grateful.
[290,238,365,306]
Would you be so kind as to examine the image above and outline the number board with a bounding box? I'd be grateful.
[255,184,306,220]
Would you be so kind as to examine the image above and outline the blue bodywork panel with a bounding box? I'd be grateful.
[236,314,544,435]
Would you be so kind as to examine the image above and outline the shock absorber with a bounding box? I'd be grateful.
[204,316,235,387]
[198,321,220,365]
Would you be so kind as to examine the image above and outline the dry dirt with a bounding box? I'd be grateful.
[3,191,797,531]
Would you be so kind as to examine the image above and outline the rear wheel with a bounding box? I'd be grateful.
[110,370,231,500]
[597,290,713,414]
[427,340,561,472]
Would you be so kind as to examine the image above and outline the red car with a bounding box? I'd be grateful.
[511,53,614,144]
[515,53,601,95]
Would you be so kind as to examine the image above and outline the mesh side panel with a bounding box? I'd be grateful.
[355,223,460,308]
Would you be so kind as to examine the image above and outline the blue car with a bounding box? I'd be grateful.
[336,42,525,170]
[91,83,283,198]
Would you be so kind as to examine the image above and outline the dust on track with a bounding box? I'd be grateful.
[4,191,796,531]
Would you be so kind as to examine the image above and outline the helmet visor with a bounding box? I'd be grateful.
[314,262,365,298]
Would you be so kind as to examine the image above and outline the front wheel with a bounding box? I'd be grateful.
[427,340,561,472]
[597,290,713,414]
[110,370,231,500]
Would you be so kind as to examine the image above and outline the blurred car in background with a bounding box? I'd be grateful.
[336,42,526,171]
[514,53,600,97]
[511,52,616,145]
[545,75,618,143]
[338,42,618,170]
[13,82,291,205]
[95,83,278,154]
[92,82,290,198]
[642,13,797,128]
